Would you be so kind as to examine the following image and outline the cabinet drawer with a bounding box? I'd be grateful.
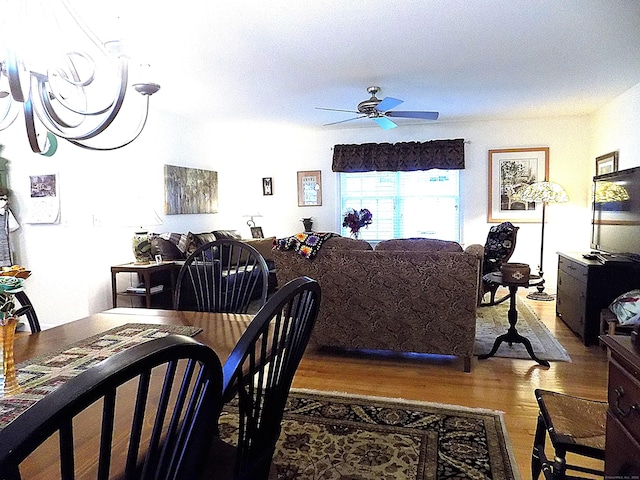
[608,357,640,443]
[606,412,640,476]
[558,256,589,280]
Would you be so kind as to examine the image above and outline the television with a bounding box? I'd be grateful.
[591,166,640,260]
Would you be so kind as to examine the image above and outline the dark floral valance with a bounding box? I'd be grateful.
[332,139,465,172]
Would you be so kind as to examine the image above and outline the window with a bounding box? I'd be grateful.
[340,170,460,242]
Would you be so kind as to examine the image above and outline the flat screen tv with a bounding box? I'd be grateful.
[591,166,640,259]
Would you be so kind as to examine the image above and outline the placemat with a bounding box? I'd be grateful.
[0,323,201,431]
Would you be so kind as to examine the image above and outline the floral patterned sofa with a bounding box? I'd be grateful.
[273,236,483,372]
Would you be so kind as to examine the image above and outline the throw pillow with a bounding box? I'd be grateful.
[186,231,216,255]
[212,230,241,240]
[149,237,185,261]
[609,289,640,326]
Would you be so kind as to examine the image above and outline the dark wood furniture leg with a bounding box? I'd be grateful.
[478,285,551,367]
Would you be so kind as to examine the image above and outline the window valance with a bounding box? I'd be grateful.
[332,138,465,172]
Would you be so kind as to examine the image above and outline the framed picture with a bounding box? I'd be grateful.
[596,151,618,176]
[297,170,322,207]
[164,165,218,215]
[262,177,273,195]
[250,226,264,239]
[488,147,549,223]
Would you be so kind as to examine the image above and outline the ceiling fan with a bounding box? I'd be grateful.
[316,86,439,129]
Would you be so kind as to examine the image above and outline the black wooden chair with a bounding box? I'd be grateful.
[0,335,224,480]
[532,388,606,480]
[206,276,321,480]
[14,291,40,333]
[174,239,269,314]
[480,221,519,306]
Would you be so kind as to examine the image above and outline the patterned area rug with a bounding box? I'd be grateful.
[476,296,571,362]
[219,389,520,480]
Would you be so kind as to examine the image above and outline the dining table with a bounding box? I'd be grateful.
[12,307,253,365]
[2,307,254,478]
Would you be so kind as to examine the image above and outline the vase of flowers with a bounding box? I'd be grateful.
[0,275,25,398]
[342,208,373,239]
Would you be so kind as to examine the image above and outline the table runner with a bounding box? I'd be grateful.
[0,323,201,431]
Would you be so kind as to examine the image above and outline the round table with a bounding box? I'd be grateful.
[478,271,550,367]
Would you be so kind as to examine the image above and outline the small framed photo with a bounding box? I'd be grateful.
[262,177,273,196]
[297,170,322,207]
[596,151,618,176]
[250,226,264,239]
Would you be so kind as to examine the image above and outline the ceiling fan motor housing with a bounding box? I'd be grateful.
[358,86,382,116]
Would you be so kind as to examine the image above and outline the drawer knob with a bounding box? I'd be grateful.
[614,386,640,417]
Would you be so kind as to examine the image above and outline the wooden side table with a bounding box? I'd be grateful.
[111,262,178,308]
[478,271,550,367]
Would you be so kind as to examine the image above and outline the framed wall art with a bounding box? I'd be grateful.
[595,151,618,176]
[250,226,264,238]
[488,147,549,223]
[262,177,273,195]
[164,165,218,215]
[297,170,322,207]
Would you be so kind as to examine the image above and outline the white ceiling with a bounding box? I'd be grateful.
[85,0,640,129]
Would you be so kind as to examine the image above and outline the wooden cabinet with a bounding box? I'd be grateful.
[556,252,640,345]
[601,335,640,476]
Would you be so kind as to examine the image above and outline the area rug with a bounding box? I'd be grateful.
[475,296,571,362]
[219,389,520,480]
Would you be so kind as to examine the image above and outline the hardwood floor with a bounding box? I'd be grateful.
[292,288,609,478]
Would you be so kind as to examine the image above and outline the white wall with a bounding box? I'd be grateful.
[591,82,640,169]
[2,82,639,328]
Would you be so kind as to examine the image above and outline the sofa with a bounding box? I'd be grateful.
[273,236,483,372]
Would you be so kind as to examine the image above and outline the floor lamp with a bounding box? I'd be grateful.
[519,181,569,301]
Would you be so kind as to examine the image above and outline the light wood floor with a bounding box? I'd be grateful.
[291,288,609,478]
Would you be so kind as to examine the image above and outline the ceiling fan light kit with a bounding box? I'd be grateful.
[317,86,439,129]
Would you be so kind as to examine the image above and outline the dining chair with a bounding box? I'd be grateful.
[14,291,41,333]
[0,335,224,480]
[174,239,270,314]
[532,388,606,480]
[205,276,321,480]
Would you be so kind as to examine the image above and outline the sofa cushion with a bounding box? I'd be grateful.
[375,238,463,252]
[322,236,373,251]
[242,237,276,263]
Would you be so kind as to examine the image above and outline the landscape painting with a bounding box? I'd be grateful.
[164,165,218,215]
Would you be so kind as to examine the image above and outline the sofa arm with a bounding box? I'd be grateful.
[464,243,484,258]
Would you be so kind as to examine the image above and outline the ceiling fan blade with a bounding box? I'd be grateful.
[375,96,403,112]
[323,115,367,126]
[373,116,398,130]
[386,110,439,120]
[315,107,360,114]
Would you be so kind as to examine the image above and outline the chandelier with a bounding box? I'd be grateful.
[0,0,160,153]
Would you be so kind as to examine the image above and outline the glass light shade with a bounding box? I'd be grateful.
[519,182,569,204]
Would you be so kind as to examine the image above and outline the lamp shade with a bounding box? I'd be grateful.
[519,182,569,204]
